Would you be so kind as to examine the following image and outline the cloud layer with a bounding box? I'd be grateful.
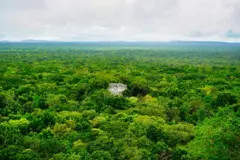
[0,0,240,41]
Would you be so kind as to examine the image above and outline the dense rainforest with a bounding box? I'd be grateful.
[0,42,240,160]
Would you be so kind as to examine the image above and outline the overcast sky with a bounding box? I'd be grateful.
[0,0,240,41]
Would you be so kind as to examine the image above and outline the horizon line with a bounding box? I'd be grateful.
[1,39,240,44]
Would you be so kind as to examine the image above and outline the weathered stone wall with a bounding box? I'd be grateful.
[108,83,127,95]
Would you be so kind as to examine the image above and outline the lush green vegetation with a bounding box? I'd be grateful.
[0,42,240,160]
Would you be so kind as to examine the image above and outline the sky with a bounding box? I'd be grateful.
[0,0,240,42]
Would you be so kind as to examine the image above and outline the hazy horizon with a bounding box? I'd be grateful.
[1,40,240,44]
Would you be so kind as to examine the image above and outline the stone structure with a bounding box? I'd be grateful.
[108,83,127,95]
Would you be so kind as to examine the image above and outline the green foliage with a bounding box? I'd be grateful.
[0,43,240,159]
[215,92,237,107]
[186,108,240,160]
[84,89,130,112]
[91,150,113,160]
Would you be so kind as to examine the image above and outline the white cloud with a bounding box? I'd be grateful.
[0,0,239,41]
